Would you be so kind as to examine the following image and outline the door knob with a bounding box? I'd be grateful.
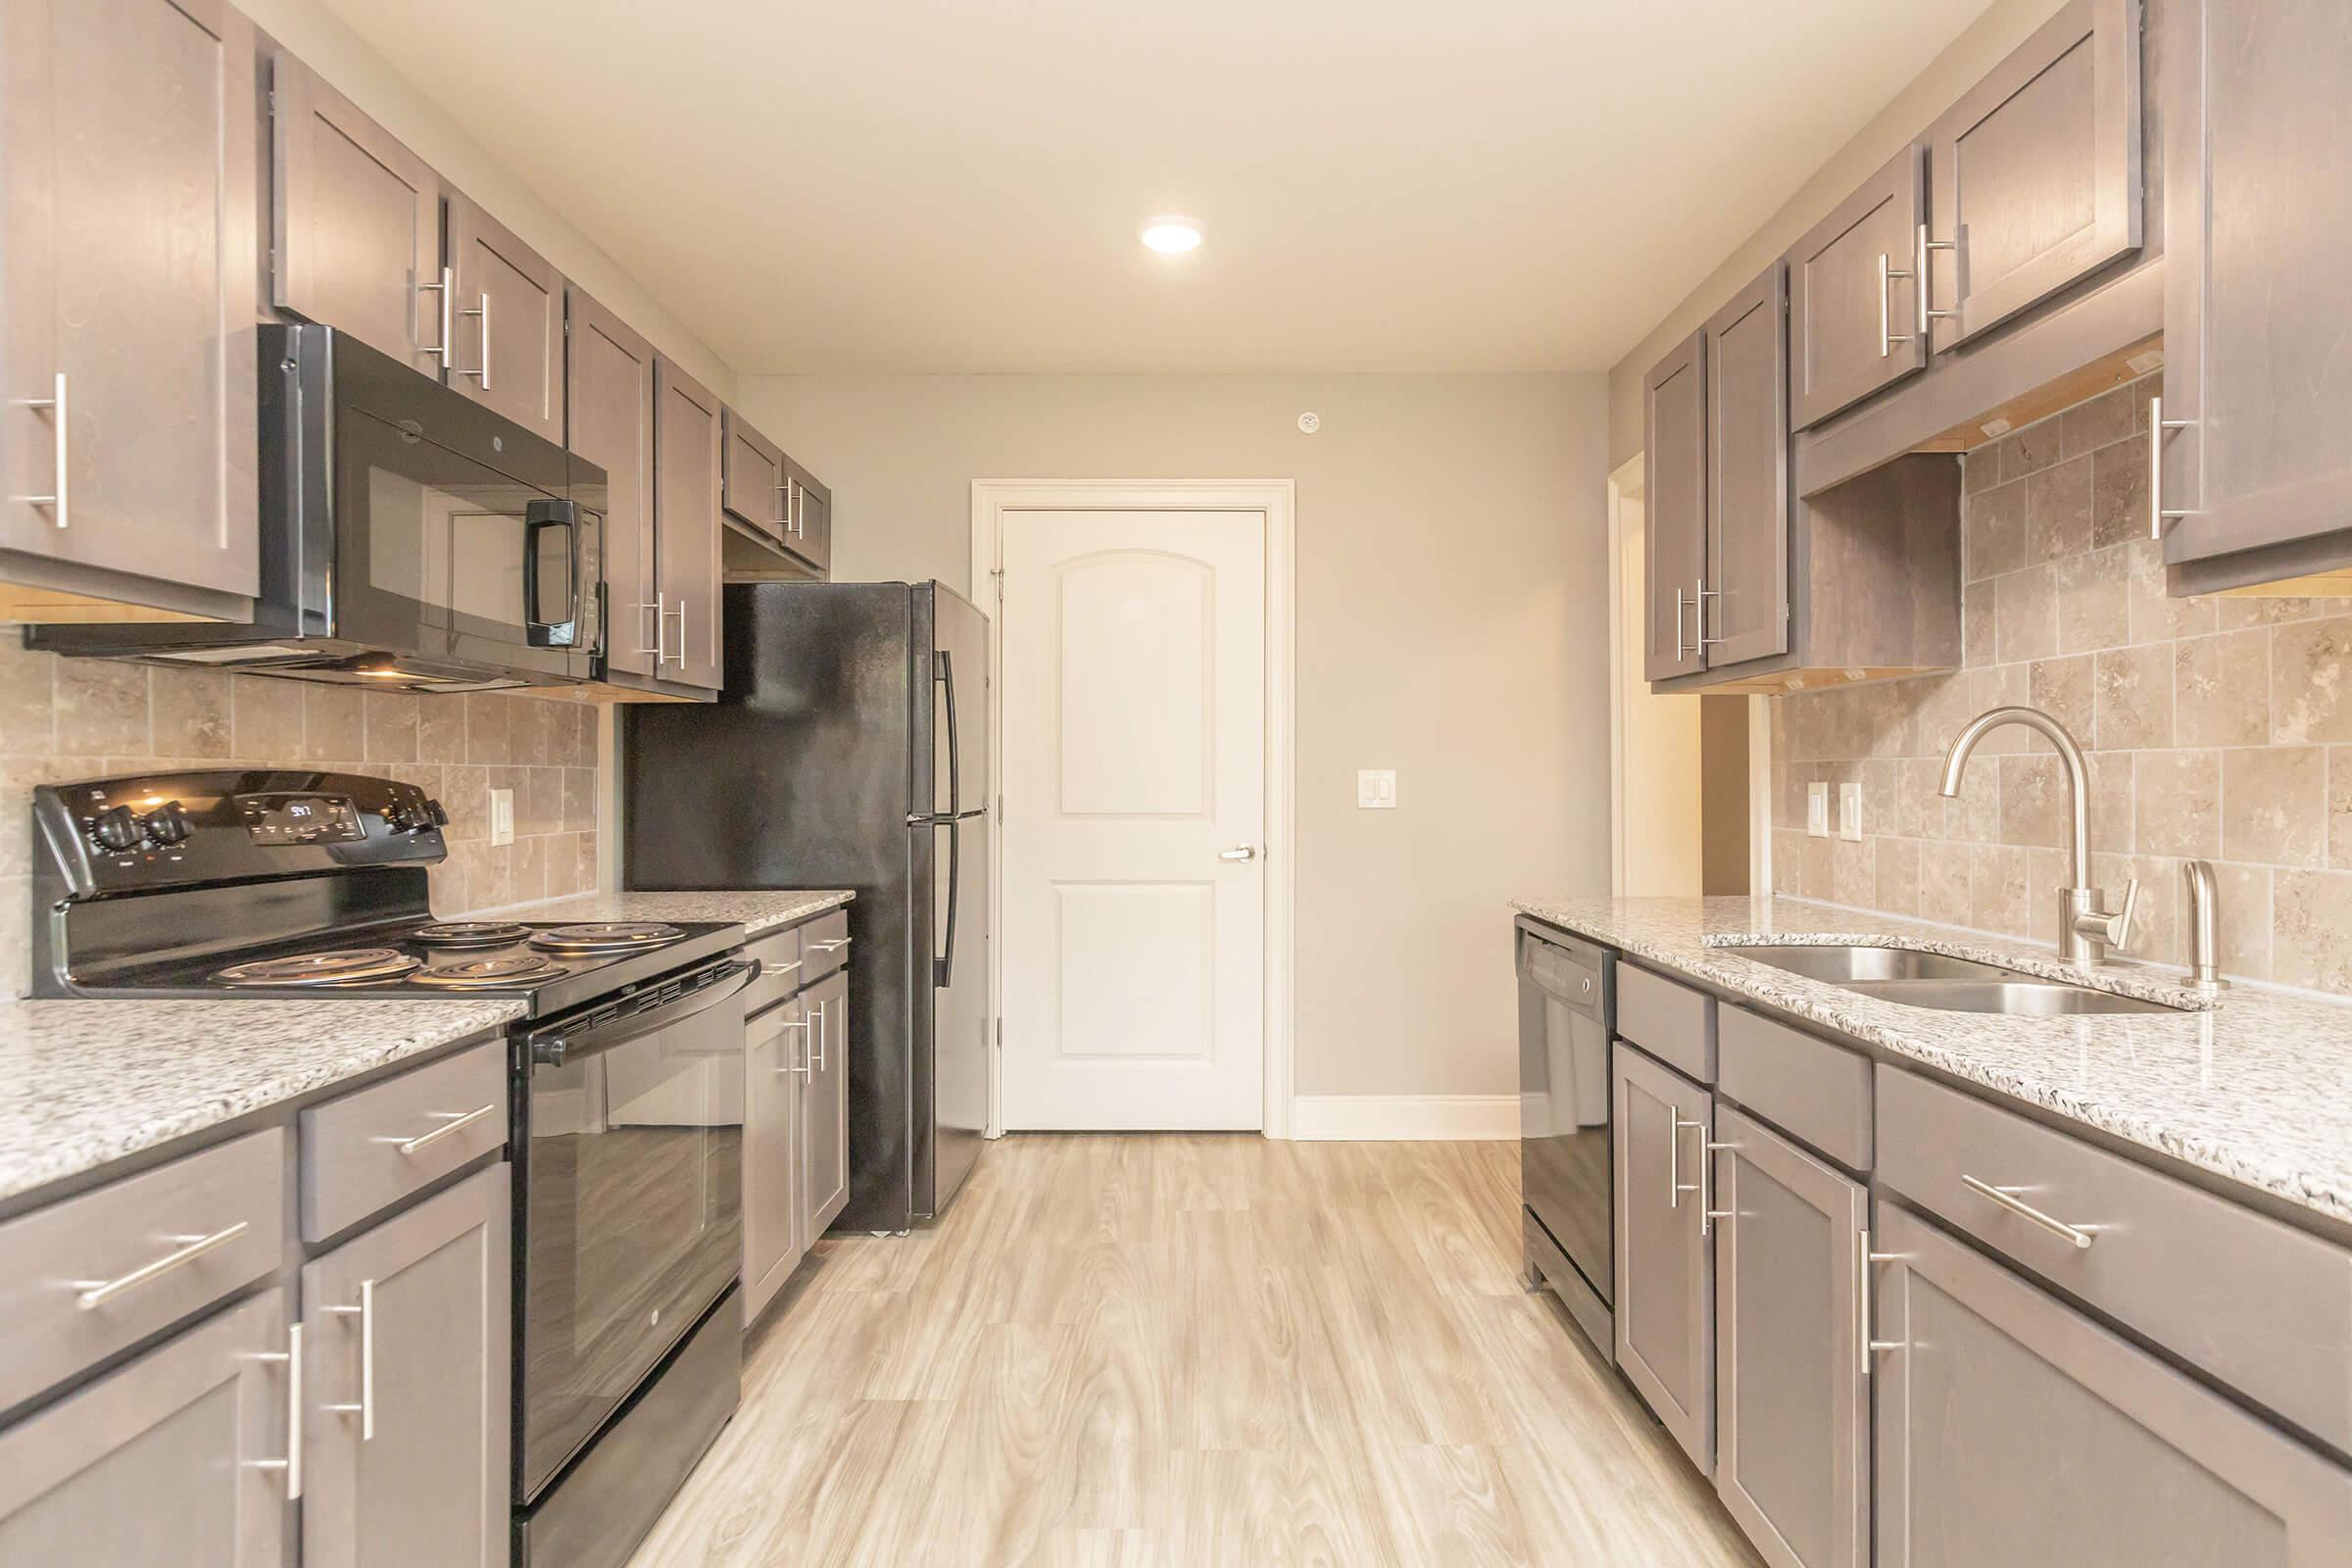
[1218,845,1258,861]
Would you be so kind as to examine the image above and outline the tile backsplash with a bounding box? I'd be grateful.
[1772,374,2352,995]
[0,638,600,991]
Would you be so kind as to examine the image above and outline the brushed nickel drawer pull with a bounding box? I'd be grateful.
[74,1219,251,1310]
[321,1278,375,1441]
[1669,1112,1703,1207]
[1857,1230,1908,1376]
[417,266,454,369]
[808,937,850,953]
[1700,1139,1737,1236]
[1960,1173,2095,1250]
[247,1322,304,1499]
[1879,250,1915,357]
[14,371,68,527]
[390,1102,498,1155]
[2148,394,2197,540]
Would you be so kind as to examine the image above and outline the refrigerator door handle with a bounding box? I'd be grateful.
[934,648,962,819]
[935,816,960,988]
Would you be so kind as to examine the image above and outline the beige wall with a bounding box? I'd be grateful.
[237,0,737,398]
[736,372,1611,1100]
[1604,0,2068,468]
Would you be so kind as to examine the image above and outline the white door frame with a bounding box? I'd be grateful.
[1606,453,1642,898]
[971,479,1298,1140]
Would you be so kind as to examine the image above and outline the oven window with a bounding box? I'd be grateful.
[518,999,743,1499]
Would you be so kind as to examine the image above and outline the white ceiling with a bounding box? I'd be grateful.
[325,0,1994,375]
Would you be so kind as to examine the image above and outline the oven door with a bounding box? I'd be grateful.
[1518,922,1613,1308]
[514,956,752,1502]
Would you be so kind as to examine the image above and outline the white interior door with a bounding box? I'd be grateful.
[1000,509,1267,1130]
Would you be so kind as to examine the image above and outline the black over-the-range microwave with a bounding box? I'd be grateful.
[30,322,605,691]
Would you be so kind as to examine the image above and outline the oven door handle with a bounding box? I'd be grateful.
[526,957,758,1066]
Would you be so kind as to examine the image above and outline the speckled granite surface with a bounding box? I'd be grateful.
[0,999,521,1206]
[523,889,854,934]
[1511,895,2352,1226]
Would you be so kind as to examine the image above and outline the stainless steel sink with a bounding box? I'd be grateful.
[1719,945,2186,1015]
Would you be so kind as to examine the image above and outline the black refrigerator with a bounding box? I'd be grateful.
[621,580,991,1231]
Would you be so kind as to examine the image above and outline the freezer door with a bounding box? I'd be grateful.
[916,583,993,821]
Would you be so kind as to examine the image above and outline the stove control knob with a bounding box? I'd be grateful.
[91,805,141,853]
[424,798,449,827]
[142,801,192,846]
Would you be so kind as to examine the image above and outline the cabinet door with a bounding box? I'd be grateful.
[804,970,851,1239]
[2160,1,2352,567]
[1874,1202,2352,1567]
[446,190,564,445]
[1788,144,1928,431]
[784,465,833,579]
[1925,0,2142,352]
[301,1165,508,1568]
[270,52,443,373]
[1713,1105,1867,1568]
[1643,329,1705,682]
[1702,264,1790,669]
[567,288,659,678]
[1613,1044,1713,1472]
[0,1290,289,1567]
[743,997,807,1323]
[652,356,724,692]
[721,408,788,540]
[0,0,259,603]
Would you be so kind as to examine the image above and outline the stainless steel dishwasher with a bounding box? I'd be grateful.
[1517,916,1615,1358]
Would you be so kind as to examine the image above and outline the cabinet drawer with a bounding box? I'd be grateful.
[799,909,851,984]
[1877,1064,2352,1453]
[1617,964,1715,1083]
[0,1128,284,1411]
[740,924,806,1016]
[300,1041,507,1241]
[1717,1006,1872,1170]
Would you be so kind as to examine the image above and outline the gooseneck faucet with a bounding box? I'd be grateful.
[2183,858,2228,994]
[1939,706,2136,966]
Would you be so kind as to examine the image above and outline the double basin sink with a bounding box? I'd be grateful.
[1721,945,2186,1016]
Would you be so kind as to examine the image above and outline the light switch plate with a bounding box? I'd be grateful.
[489,788,515,846]
[1839,781,1864,842]
[1807,782,1830,838]
[1357,769,1396,809]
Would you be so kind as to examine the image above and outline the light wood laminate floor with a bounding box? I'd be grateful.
[628,1134,1762,1567]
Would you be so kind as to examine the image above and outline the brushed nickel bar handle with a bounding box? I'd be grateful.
[1860,1230,1907,1374]
[1700,1139,1737,1236]
[2149,395,2196,540]
[390,1102,497,1155]
[633,593,665,660]
[811,999,826,1073]
[808,938,851,953]
[1669,1112,1703,1207]
[74,1219,251,1310]
[248,1323,304,1499]
[1960,1173,2095,1250]
[462,291,491,388]
[1916,221,1957,337]
[320,1278,375,1441]
[417,266,454,369]
[1878,251,1915,357]
[1694,578,1725,650]
[1673,587,1692,661]
[15,372,69,527]
[773,1015,812,1077]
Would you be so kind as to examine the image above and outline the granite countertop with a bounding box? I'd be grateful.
[1510,894,2352,1227]
[0,998,523,1206]
[523,888,854,935]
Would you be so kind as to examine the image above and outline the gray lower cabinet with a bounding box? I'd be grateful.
[2158,0,2352,581]
[1712,1104,1867,1568]
[1873,1201,2352,1567]
[300,1164,509,1568]
[445,189,564,445]
[652,356,725,693]
[804,970,851,1238]
[1613,1043,1714,1472]
[1643,328,1706,682]
[0,0,260,621]
[0,1289,291,1566]
[1788,143,1928,431]
[744,994,809,1323]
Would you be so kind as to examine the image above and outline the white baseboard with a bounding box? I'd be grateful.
[1289,1094,1519,1142]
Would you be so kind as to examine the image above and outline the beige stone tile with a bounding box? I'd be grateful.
[1961,442,2002,496]
[2052,546,2128,654]
[2094,851,2183,966]
[1964,482,2027,581]
[2089,438,2150,552]
[2003,417,2063,483]
[2271,614,2352,744]
[2059,380,2146,458]
[2028,654,2094,743]
[2274,869,2352,993]
[364,691,420,763]
[2084,749,2132,857]
[1918,840,1973,927]
[1962,584,1995,667]
[2212,862,2272,982]
[466,694,516,764]
[1994,564,2058,663]
[54,661,149,756]
[1942,760,2000,843]
[2025,454,2092,564]
[570,705,599,769]
[2330,748,2352,869]
[573,831,600,895]
[1997,753,2068,850]
[426,858,466,916]
[1874,837,1921,915]
[1965,664,2034,754]
[1799,835,1833,901]
[0,642,55,753]
[2124,540,2216,644]
[302,685,366,760]
[564,767,598,832]
[2223,746,2326,867]
[1830,838,1875,906]
[1911,672,1979,758]
[2132,750,2220,859]
[520,766,564,836]
[1970,843,2034,936]
[2092,644,2172,750]
[417,696,466,762]
[1872,758,1934,840]
[1770,830,1807,899]
[2216,595,2334,630]
[2173,629,2269,749]
[149,665,231,759]
[441,763,489,842]
[231,677,304,759]
[512,836,548,905]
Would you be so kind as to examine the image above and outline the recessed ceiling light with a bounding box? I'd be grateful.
[1140,220,1201,255]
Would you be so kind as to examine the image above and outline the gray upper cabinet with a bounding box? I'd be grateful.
[744,995,808,1324]
[652,356,725,692]
[1613,1043,1714,1474]
[1702,264,1790,668]
[1873,1201,2352,1567]
[445,190,564,445]
[0,0,260,622]
[783,461,833,578]
[0,1290,290,1567]
[1923,0,2142,353]
[2159,0,2352,579]
[568,289,660,681]
[301,1165,509,1568]
[1643,329,1705,681]
[1788,144,1928,431]
[721,408,789,541]
[1712,1105,1867,1568]
[805,970,850,1240]
[270,52,443,373]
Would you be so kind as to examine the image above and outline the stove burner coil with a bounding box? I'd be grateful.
[412,955,568,988]
[410,921,531,950]
[527,921,684,954]
[214,948,423,987]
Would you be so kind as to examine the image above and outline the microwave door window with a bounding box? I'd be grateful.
[343,409,550,653]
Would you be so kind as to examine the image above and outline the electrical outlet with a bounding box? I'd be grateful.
[1839,780,1864,842]
[1807,781,1830,838]
[1356,769,1396,809]
[489,788,515,846]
